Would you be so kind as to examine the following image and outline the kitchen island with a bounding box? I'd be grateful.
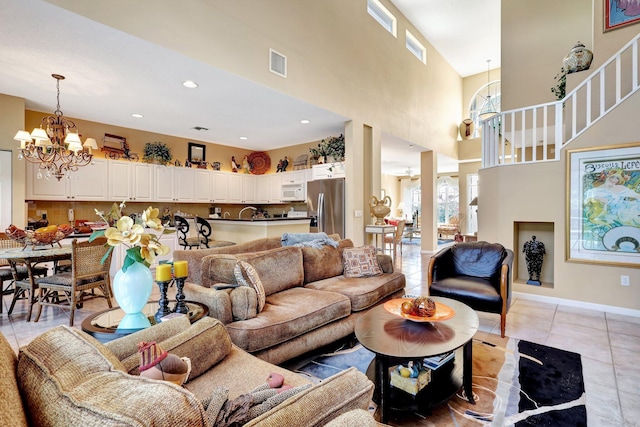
[207,217,311,245]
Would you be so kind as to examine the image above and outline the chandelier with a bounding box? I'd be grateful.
[13,74,97,181]
[478,59,499,120]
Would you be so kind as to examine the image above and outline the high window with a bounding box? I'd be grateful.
[367,0,397,37]
[405,30,426,64]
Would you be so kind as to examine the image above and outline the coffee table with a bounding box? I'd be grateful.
[355,296,479,423]
[81,300,208,343]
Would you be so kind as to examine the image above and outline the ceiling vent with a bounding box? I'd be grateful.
[269,49,287,78]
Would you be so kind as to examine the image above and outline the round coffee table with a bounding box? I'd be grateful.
[355,296,479,423]
[81,300,208,343]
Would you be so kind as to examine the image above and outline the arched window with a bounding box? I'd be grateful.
[469,80,501,138]
[437,176,459,224]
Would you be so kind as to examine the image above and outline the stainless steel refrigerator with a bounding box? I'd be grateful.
[307,178,345,238]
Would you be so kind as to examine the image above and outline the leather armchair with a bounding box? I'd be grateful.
[427,241,514,337]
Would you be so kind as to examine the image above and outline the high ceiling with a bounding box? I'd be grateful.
[0,0,499,176]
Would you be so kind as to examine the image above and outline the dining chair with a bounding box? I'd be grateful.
[1,235,48,314]
[384,220,406,257]
[174,215,202,250]
[34,237,113,326]
[194,216,235,249]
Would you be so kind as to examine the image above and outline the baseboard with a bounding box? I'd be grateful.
[513,291,640,318]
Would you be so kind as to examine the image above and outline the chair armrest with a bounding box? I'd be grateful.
[183,281,233,324]
[428,246,454,283]
[500,248,514,303]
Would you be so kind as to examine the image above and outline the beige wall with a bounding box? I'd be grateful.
[484,0,640,311]
[0,94,27,227]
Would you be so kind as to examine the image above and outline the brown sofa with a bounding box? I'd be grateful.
[174,236,406,365]
[1,315,377,426]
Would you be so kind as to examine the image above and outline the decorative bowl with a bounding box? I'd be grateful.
[5,224,74,249]
[383,298,456,322]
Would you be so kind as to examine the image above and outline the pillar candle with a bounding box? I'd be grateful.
[173,260,188,278]
[156,264,172,282]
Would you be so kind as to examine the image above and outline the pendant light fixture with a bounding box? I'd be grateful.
[478,59,499,120]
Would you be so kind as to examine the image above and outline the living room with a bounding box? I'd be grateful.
[1,0,640,425]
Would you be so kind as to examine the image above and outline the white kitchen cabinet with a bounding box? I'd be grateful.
[108,161,154,202]
[255,176,271,203]
[227,173,243,203]
[312,162,345,180]
[26,159,108,201]
[280,170,306,184]
[194,168,213,203]
[268,174,283,203]
[212,171,229,202]
[242,174,256,203]
[153,165,195,202]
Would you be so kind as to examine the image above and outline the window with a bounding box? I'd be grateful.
[437,176,459,224]
[467,174,479,234]
[405,30,426,64]
[367,0,397,37]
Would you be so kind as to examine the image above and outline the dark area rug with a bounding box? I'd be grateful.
[296,337,587,426]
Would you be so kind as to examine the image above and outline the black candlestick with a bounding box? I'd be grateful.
[155,279,173,322]
[173,277,189,314]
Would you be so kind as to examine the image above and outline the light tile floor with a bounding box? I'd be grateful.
[2,243,639,426]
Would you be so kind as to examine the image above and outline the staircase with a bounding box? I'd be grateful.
[482,33,640,168]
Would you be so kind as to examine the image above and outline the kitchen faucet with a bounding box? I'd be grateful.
[223,212,230,218]
[238,206,257,219]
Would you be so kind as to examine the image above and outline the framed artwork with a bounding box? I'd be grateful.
[566,142,640,267]
[605,0,640,32]
[188,142,206,165]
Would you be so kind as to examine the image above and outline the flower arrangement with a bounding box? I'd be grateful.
[309,134,345,163]
[91,201,172,271]
[143,141,172,165]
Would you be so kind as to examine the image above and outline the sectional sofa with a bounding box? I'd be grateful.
[174,235,406,364]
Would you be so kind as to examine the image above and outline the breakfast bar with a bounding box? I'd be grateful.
[206,217,311,245]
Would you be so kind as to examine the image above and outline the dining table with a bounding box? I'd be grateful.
[0,245,72,321]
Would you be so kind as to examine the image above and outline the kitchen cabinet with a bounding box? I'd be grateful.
[242,174,256,203]
[26,159,108,201]
[280,170,306,184]
[194,168,213,203]
[153,165,195,202]
[312,162,345,180]
[268,174,283,203]
[212,171,229,202]
[108,161,154,202]
[227,174,243,203]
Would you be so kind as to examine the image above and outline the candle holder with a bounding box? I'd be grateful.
[154,279,173,322]
[173,277,189,314]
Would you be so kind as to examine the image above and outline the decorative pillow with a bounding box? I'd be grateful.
[234,260,266,312]
[342,246,383,278]
[138,341,192,386]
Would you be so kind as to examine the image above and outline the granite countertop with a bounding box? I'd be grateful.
[209,217,311,222]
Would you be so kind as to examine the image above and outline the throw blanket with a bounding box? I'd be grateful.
[281,232,338,249]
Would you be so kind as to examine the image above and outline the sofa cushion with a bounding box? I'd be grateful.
[302,239,354,284]
[201,247,304,296]
[234,260,266,312]
[342,245,383,278]
[17,326,207,426]
[118,317,232,381]
[0,332,28,427]
[305,271,406,311]
[230,286,259,320]
[226,287,351,353]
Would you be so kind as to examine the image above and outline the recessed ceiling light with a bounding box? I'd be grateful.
[239,136,248,140]
[300,119,310,124]
[182,80,198,88]
[131,113,144,118]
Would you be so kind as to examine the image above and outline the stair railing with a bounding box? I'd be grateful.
[482,33,640,169]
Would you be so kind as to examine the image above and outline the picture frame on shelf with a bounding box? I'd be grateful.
[566,142,640,267]
[188,142,206,165]
[605,0,640,32]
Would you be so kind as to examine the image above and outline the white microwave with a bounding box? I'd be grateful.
[281,183,304,201]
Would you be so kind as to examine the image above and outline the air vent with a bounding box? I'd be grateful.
[192,126,209,131]
[269,49,287,78]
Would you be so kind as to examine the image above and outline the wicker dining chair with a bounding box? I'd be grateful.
[0,235,48,314]
[34,237,113,326]
[384,220,406,257]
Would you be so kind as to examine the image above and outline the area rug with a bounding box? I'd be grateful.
[297,338,587,426]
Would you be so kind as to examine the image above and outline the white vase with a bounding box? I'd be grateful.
[112,261,153,315]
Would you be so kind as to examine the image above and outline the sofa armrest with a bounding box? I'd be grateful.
[375,253,394,273]
[323,409,380,426]
[244,367,374,427]
[183,281,233,324]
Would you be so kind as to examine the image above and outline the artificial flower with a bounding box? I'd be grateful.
[91,203,174,272]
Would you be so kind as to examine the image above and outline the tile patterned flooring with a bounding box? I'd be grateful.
[2,243,639,426]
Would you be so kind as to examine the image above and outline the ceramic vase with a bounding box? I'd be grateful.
[370,195,392,225]
[112,261,153,316]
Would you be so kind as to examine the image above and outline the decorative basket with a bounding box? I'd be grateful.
[5,225,74,249]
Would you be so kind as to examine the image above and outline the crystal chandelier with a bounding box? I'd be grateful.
[13,74,97,181]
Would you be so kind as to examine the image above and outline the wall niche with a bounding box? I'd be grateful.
[513,221,554,288]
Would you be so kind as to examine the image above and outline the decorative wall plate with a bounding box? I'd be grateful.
[248,151,271,175]
[384,298,456,322]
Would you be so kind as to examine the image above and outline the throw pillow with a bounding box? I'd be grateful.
[138,341,192,386]
[342,246,383,278]
[234,260,266,312]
